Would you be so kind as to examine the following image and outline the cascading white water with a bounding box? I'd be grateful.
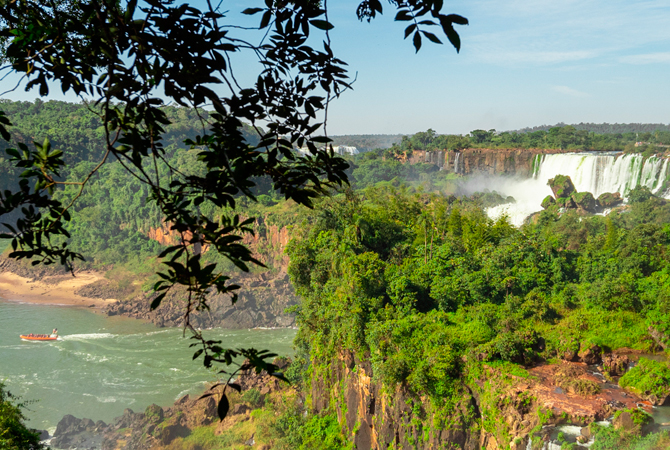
[486,153,670,226]
[454,152,461,174]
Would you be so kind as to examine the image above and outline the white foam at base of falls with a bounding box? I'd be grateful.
[486,153,670,227]
[524,424,596,450]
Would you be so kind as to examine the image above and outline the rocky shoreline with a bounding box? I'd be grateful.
[103,270,298,329]
[44,359,291,450]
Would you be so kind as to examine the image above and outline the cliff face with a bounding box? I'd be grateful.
[310,349,647,450]
[403,148,571,177]
[147,215,291,269]
[110,217,297,328]
[310,352,480,450]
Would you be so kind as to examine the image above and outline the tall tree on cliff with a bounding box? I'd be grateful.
[0,0,467,418]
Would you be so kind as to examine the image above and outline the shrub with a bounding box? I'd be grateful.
[241,388,264,408]
[619,358,670,401]
[0,383,44,450]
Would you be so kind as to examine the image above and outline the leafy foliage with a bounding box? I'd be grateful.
[0,383,43,450]
[619,358,670,400]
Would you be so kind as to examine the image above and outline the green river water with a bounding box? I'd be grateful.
[0,299,296,432]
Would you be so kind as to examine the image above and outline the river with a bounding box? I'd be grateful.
[0,300,296,432]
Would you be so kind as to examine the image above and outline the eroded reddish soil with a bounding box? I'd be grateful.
[525,361,647,423]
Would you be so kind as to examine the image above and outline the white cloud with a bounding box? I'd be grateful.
[620,52,670,64]
[551,85,590,97]
[463,0,670,67]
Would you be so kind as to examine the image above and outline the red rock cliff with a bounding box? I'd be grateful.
[400,148,573,177]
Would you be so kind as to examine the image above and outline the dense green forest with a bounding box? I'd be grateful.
[284,184,670,448]
[0,100,266,270]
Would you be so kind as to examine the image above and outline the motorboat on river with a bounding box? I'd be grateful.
[20,329,58,341]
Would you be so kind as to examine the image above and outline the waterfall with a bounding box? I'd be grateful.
[454,152,461,174]
[486,152,670,226]
[531,154,544,178]
[534,153,670,198]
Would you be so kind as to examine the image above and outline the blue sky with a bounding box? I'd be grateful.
[2,1,669,135]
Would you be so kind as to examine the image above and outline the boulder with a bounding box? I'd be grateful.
[232,403,251,416]
[52,415,104,450]
[559,338,580,362]
[571,192,596,213]
[145,404,164,423]
[578,344,602,365]
[54,414,82,437]
[602,353,630,377]
[94,420,107,432]
[541,195,555,209]
[555,196,576,209]
[36,429,50,441]
[156,423,190,445]
[597,192,623,208]
[613,409,653,435]
[548,175,576,199]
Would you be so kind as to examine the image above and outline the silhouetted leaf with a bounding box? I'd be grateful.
[217,394,230,420]
[413,31,422,52]
[309,20,334,31]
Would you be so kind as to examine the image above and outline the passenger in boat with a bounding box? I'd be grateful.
[52,328,58,336]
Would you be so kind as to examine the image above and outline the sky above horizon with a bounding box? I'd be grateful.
[2,0,668,135]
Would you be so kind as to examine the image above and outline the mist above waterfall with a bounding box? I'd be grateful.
[475,153,670,226]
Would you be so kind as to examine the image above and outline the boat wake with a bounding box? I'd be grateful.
[60,333,115,341]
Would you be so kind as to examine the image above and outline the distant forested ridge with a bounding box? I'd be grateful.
[381,126,670,153]
[329,122,670,154]
[515,122,670,135]
[329,134,403,151]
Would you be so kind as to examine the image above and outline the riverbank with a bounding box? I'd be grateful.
[0,271,115,308]
[0,254,299,328]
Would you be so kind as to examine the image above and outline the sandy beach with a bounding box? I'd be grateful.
[0,271,115,308]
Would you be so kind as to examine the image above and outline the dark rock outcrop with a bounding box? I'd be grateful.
[572,192,597,213]
[578,344,603,365]
[105,270,297,329]
[51,415,107,449]
[602,353,631,377]
[541,195,555,209]
[52,395,219,450]
[540,174,623,216]
[235,357,290,395]
[598,192,623,208]
[548,175,576,199]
